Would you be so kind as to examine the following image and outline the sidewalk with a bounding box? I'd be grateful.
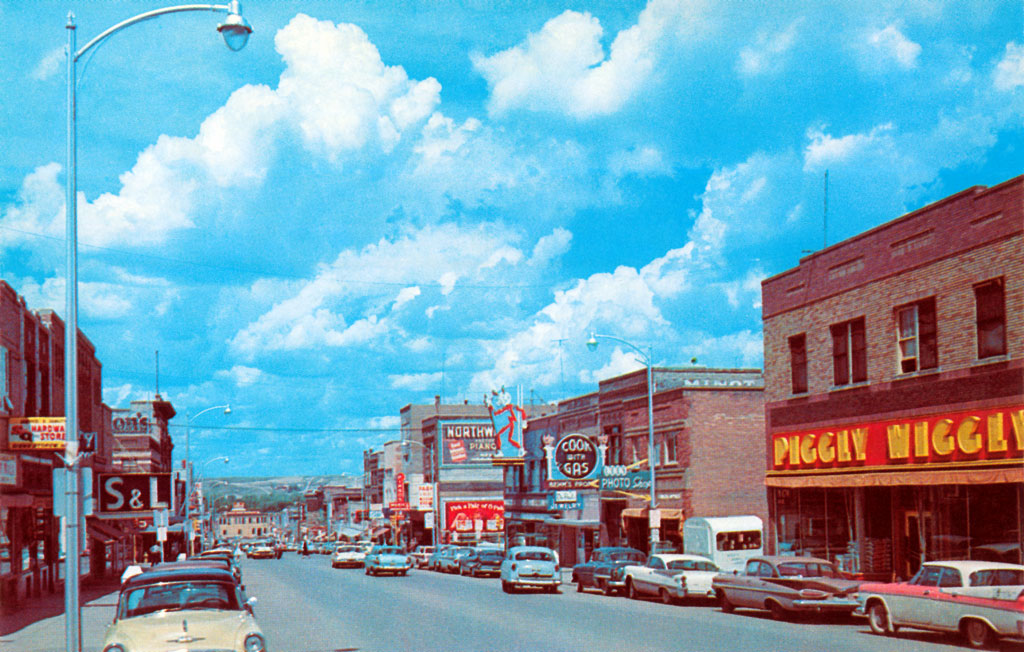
[0,576,121,652]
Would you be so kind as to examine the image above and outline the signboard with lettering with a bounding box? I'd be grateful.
[445,500,503,533]
[440,422,497,465]
[417,483,434,510]
[547,490,582,511]
[544,433,606,485]
[769,405,1024,474]
[96,473,173,517]
[112,412,151,434]
[0,453,16,485]
[8,417,66,450]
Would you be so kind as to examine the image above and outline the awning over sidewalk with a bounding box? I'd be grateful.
[87,519,126,542]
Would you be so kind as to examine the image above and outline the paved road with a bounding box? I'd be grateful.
[6,554,1024,652]
[243,554,1015,652]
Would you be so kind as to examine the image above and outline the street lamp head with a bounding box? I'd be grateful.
[586,333,599,352]
[223,405,232,415]
[218,1,252,51]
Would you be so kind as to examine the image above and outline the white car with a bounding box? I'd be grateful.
[500,546,560,593]
[331,544,366,568]
[856,560,1024,648]
[622,553,720,604]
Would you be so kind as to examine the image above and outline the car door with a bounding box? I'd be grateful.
[895,565,945,627]
[579,551,600,585]
[638,557,666,594]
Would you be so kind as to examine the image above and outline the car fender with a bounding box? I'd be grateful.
[863,595,900,626]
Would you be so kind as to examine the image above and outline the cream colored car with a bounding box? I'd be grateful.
[102,566,266,652]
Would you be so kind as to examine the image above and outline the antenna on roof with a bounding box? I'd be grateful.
[155,350,160,399]
[823,170,829,249]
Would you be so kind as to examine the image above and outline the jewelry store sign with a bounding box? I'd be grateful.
[8,417,66,450]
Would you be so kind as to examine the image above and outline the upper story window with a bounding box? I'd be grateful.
[896,298,937,374]
[0,345,9,412]
[788,334,807,394]
[830,318,867,386]
[975,279,1006,359]
[659,433,677,466]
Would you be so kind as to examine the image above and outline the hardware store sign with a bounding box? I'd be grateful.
[8,417,66,450]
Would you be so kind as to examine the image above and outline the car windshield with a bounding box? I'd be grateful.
[609,551,645,562]
[667,559,718,572]
[119,581,239,619]
[970,568,1024,586]
[479,552,504,561]
[515,550,554,562]
[337,546,360,553]
[375,546,402,554]
[777,562,842,578]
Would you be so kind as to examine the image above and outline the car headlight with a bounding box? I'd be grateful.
[244,633,267,652]
[103,645,126,652]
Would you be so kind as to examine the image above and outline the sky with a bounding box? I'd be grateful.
[1,1,1021,478]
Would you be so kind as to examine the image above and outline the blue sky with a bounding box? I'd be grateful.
[1,1,1021,477]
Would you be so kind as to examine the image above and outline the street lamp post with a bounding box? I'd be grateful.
[198,456,229,547]
[185,406,231,554]
[402,438,437,548]
[586,333,659,549]
[64,8,250,650]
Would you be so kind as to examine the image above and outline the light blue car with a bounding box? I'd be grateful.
[500,546,560,593]
[364,545,413,576]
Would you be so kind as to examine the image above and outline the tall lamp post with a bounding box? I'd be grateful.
[198,456,229,546]
[401,438,437,548]
[586,333,659,549]
[184,406,231,554]
[63,8,250,649]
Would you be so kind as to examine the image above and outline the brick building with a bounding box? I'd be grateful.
[761,175,1023,579]
[505,367,767,565]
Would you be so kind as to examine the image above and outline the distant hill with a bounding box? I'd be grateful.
[199,474,361,513]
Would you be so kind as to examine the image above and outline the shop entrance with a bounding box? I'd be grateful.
[901,510,932,579]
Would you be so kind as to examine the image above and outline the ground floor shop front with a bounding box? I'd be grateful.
[768,475,1024,581]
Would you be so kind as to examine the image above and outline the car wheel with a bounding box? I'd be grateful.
[576,577,584,593]
[718,591,735,613]
[501,580,512,593]
[867,602,892,636]
[626,579,639,600]
[963,619,995,649]
[767,600,789,621]
[400,570,407,576]
[601,580,617,597]
[660,588,675,605]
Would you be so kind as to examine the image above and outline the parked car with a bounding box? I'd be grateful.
[364,545,413,576]
[427,545,453,570]
[459,548,505,577]
[622,553,720,604]
[103,566,265,652]
[856,560,1024,648]
[500,546,560,593]
[712,555,862,620]
[572,546,645,595]
[439,547,473,573]
[331,544,366,568]
[409,545,435,568]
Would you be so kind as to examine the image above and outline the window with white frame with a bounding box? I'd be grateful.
[659,434,677,466]
[0,346,8,411]
[896,298,937,374]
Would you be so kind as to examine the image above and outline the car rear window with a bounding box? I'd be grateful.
[120,581,238,619]
[970,569,1024,586]
[668,559,718,572]
[515,550,554,562]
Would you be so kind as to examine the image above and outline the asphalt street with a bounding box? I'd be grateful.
[6,554,1024,652]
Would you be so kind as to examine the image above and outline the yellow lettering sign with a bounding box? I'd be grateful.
[887,424,910,459]
[773,437,789,467]
[932,418,954,455]
[956,416,982,454]
[988,412,1008,452]
[799,435,817,465]
[817,432,835,464]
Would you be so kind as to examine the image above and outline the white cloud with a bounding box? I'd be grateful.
[389,372,443,390]
[867,24,921,69]
[31,46,63,81]
[216,365,264,387]
[530,228,573,265]
[229,223,559,356]
[577,347,647,384]
[803,123,897,170]
[16,270,178,321]
[0,163,65,248]
[609,145,672,178]
[392,286,421,311]
[994,42,1024,91]
[472,0,705,118]
[737,18,803,77]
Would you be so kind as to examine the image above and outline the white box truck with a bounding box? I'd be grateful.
[682,515,763,573]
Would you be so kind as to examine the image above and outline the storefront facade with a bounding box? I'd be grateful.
[762,175,1023,579]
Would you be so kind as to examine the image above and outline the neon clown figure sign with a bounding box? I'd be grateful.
[485,387,527,460]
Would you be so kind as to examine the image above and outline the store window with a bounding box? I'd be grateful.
[659,434,677,466]
[975,279,1006,359]
[788,334,807,394]
[830,318,866,386]
[896,298,937,373]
